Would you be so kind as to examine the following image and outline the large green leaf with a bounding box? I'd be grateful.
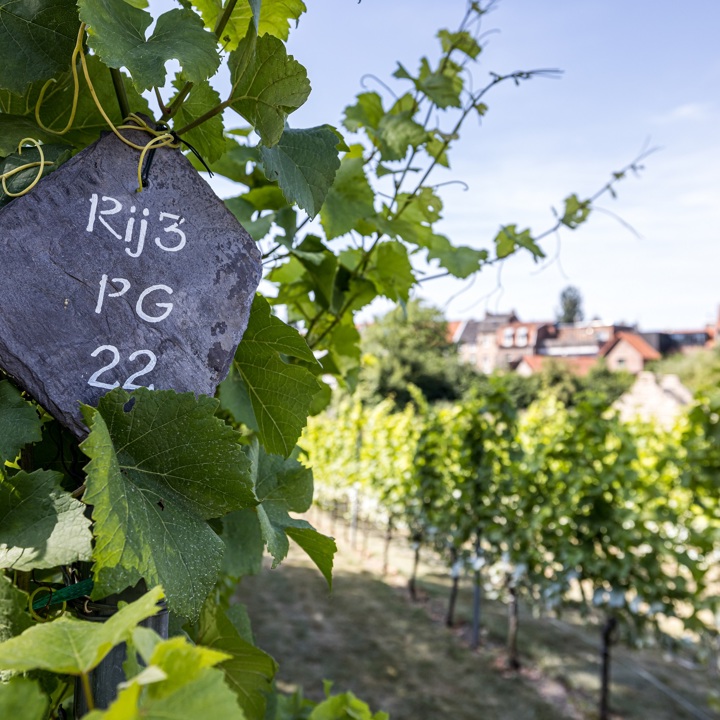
[228,31,310,147]
[78,2,220,91]
[248,440,335,585]
[85,636,243,720]
[0,380,41,465]
[194,0,306,51]
[224,295,320,457]
[0,470,92,571]
[260,126,341,217]
[320,147,375,240]
[0,0,80,94]
[195,597,277,718]
[0,586,164,675]
[172,78,225,164]
[0,678,48,720]
[80,389,254,619]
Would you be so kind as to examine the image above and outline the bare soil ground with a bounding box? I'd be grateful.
[236,513,719,720]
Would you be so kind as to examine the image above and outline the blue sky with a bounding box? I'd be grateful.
[150,1,720,331]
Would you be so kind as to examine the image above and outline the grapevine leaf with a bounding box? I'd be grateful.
[365,241,415,302]
[85,636,243,720]
[249,442,337,587]
[0,678,48,720]
[424,235,488,278]
[78,2,220,91]
[437,29,482,59]
[248,440,336,586]
[260,125,341,217]
[195,597,277,718]
[0,586,164,675]
[0,144,72,208]
[425,131,450,167]
[194,0,306,51]
[192,136,260,183]
[343,92,384,132]
[285,526,336,588]
[377,111,427,161]
[228,30,310,147]
[227,295,320,457]
[321,318,361,377]
[0,116,58,156]
[310,690,389,720]
[0,57,150,152]
[222,441,337,584]
[0,470,93,571]
[402,57,463,109]
[80,389,254,620]
[292,235,338,309]
[172,78,226,163]
[0,380,41,465]
[561,193,592,228]
[320,148,375,240]
[0,575,31,652]
[494,224,544,260]
[220,508,264,577]
[0,0,80,95]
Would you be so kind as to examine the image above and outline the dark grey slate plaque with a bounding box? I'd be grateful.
[0,128,261,436]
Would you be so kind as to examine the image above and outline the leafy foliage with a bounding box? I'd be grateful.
[81,389,254,619]
[0,586,164,675]
[358,300,474,406]
[221,295,321,457]
[0,0,80,95]
[0,0,662,716]
[0,469,92,571]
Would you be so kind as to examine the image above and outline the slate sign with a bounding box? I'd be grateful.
[0,127,261,436]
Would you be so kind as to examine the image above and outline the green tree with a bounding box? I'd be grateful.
[651,346,720,397]
[556,285,584,323]
[359,300,473,405]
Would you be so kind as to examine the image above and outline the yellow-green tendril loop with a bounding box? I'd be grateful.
[35,23,85,135]
[28,587,66,622]
[1,138,52,197]
[30,24,184,195]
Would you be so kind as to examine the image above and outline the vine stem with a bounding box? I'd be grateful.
[308,70,550,350]
[110,68,130,119]
[160,0,239,124]
[81,673,95,711]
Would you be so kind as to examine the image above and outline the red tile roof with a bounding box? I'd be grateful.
[599,332,661,361]
[518,355,598,377]
[446,320,462,343]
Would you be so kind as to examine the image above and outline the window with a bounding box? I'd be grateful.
[516,327,528,347]
[502,328,514,347]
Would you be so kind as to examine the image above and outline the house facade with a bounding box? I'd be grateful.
[451,307,717,376]
[600,332,661,373]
